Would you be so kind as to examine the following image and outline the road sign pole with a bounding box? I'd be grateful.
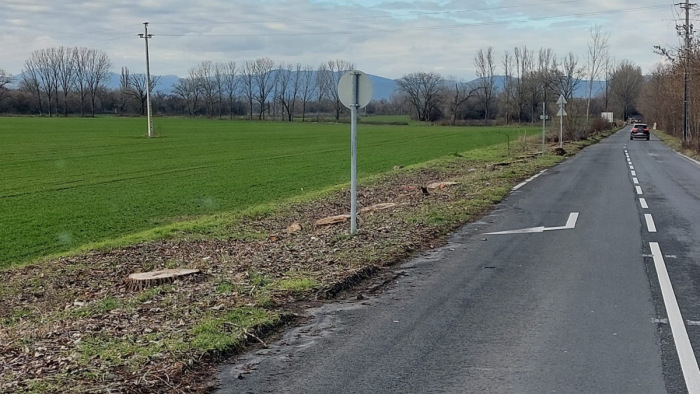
[338,70,373,236]
[350,72,359,235]
[542,100,546,153]
[559,109,563,148]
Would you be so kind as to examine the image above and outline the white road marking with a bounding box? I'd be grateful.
[650,242,700,393]
[512,169,548,191]
[676,151,700,167]
[645,214,657,232]
[485,213,578,235]
[688,321,700,326]
[636,186,643,195]
[633,177,639,184]
[640,198,648,209]
[630,165,635,170]
[631,170,637,176]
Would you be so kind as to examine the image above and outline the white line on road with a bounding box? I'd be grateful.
[645,214,657,232]
[633,177,639,184]
[640,198,648,209]
[636,186,643,195]
[485,212,578,235]
[631,170,637,176]
[630,165,635,170]
[512,169,547,191]
[650,242,700,393]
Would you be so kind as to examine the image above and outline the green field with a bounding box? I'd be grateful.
[0,117,536,267]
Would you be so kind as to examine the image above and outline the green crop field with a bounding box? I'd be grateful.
[0,117,537,267]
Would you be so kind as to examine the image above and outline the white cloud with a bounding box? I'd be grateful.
[0,0,682,79]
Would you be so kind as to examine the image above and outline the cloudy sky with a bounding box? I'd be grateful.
[0,0,687,80]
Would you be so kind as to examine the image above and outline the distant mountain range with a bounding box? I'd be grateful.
[14,71,605,102]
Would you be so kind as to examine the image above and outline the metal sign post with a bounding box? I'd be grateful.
[338,71,373,235]
[556,94,567,148]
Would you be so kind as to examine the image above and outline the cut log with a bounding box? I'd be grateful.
[315,214,351,226]
[426,181,459,190]
[286,222,302,234]
[127,268,200,291]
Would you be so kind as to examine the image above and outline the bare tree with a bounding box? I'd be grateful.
[501,51,513,124]
[242,60,256,119]
[585,25,609,128]
[554,52,585,101]
[444,79,479,125]
[174,73,201,116]
[0,68,13,108]
[396,72,444,122]
[252,57,276,120]
[298,64,314,122]
[316,63,330,120]
[326,59,355,120]
[214,63,225,119]
[74,47,112,117]
[194,61,216,117]
[54,46,77,117]
[474,47,496,123]
[277,63,301,121]
[128,72,161,115]
[222,61,239,119]
[512,46,533,123]
[609,60,643,121]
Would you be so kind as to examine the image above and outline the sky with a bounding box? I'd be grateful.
[0,0,688,81]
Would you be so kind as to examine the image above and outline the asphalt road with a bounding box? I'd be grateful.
[219,127,700,393]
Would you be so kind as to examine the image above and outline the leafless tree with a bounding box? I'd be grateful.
[512,46,533,123]
[221,61,239,119]
[396,72,444,122]
[585,25,609,128]
[194,61,216,117]
[0,68,13,108]
[128,72,161,115]
[214,63,226,119]
[277,63,301,121]
[326,59,355,120]
[174,67,203,116]
[74,47,111,117]
[501,51,513,124]
[251,57,277,120]
[242,60,255,119]
[316,63,330,121]
[554,52,585,101]
[474,47,496,123]
[609,59,643,121]
[444,79,479,125]
[55,46,77,117]
[298,64,314,122]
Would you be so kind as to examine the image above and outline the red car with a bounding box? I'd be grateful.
[630,123,650,140]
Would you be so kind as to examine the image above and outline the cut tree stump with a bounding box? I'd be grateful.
[127,268,201,291]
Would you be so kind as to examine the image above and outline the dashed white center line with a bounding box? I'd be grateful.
[640,198,648,209]
[631,170,637,176]
[630,165,635,170]
[645,214,657,232]
[636,186,643,195]
[650,242,700,392]
[633,177,639,184]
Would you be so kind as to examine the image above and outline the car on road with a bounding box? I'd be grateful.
[630,123,650,140]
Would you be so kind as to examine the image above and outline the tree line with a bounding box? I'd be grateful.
[0,25,689,144]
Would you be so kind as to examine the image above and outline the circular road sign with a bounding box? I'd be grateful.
[338,70,373,109]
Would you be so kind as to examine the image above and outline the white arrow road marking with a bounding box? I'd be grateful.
[650,242,700,393]
[485,213,579,235]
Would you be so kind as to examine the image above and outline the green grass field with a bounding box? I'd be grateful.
[0,116,537,267]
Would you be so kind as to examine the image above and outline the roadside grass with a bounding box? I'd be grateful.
[652,129,700,161]
[0,117,536,267]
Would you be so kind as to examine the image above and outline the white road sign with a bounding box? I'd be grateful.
[339,71,373,109]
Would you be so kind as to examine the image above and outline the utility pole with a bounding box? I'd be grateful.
[138,22,154,138]
[680,1,695,143]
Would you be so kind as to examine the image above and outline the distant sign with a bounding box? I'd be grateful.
[338,71,373,109]
[601,112,613,123]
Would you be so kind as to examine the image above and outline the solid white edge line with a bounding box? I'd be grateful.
[676,151,700,167]
[650,242,700,393]
[512,169,547,191]
[636,186,643,195]
[645,214,657,232]
[640,198,649,209]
